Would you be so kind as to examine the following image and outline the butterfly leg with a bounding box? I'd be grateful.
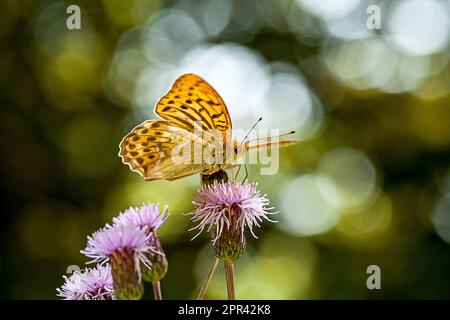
[230,165,236,182]
[243,163,248,182]
[234,164,242,180]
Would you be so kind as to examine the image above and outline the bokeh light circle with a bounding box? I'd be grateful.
[279,174,341,236]
[432,194,450,244]
[317,148,377,211]
[387,0,450,56]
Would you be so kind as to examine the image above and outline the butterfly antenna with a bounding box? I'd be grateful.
[246,130,296,143]
[241,117,263,145]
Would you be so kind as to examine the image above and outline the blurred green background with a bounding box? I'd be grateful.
[1,0,450,299]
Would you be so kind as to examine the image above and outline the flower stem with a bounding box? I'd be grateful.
[223,261,235,300]
[196,255,219,300]
[152,281,162,300]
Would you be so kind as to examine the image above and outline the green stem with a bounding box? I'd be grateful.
[196,255,219,300]
[224,261,235,300]
[152,281,162,300]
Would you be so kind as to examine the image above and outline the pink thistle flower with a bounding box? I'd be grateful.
[57,265,114,300]
[81,225,153,300]
[113,203,168,232]
[190,181,276,245]
[81,225,152,268]
[112,203,169,282]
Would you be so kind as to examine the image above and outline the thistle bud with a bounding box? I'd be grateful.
[142,234,168,282]
[213,212,246,262]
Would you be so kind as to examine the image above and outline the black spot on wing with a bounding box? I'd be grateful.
[211,112,223,119]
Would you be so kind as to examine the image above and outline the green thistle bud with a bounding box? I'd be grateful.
[142,235,168,282]
[110,248,144,300]
[213,220,246,262]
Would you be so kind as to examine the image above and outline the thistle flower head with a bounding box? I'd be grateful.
[112,203,169,282]
[113,203,168,233]
[57,265,114,300]
[190,181,276,244]
[81,225,153,266]
[80,225,154,299]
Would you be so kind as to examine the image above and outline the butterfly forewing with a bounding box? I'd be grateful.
[155,74,232,134]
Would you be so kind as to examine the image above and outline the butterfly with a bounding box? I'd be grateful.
[119,73,298,181]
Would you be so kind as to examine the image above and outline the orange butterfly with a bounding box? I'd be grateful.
[119,74,297,181]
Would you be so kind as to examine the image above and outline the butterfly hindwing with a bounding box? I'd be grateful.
[119,120,207,181]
